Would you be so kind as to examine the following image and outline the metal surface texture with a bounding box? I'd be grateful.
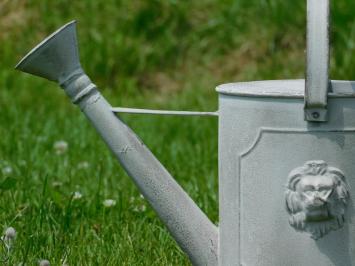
[16,21,218,266]
[216,0,354,264]
[218,93,355,265]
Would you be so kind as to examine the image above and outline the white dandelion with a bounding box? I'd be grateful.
[72,191,82,200]
[2,166,13,175]
[1,227,16,261]
[140,204,147,212]
[53,140,68,155]
[39,259,50,266]
[77,161,89,169]
[103,199,116,208]
[129,196,136,203]
[133,204,147,213]
[52,181,63,188]
[4,227,16,241]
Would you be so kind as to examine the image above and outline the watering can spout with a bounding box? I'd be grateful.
[15,21,82,83]
[16,21,218,265]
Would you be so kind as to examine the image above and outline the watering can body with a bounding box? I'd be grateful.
[217,80,355,266]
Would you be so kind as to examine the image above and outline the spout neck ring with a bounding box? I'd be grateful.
[61,71,98,105]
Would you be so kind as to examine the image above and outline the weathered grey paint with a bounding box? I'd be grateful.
[15,21,218,266]
[305,0,330,122]
[217,80,355,266]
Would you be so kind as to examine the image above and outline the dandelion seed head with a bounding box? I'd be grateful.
[140,204,146,212]
[39,259,50,266]
[4,227,16,240]
[52,181,63,188]
[129,197,135,203]
[77,161,89,169]
[53,140,68,155]
[2,166,13,175]
[72,191,82,200]
[103,199,116,207]
[133,204,146,213]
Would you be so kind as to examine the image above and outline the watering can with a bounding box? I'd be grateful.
[16,0,355,265]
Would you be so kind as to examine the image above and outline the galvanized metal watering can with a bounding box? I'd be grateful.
[16,1,355,265]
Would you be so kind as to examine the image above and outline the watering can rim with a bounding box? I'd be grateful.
[216,79,355,99]
[15,20,77,71]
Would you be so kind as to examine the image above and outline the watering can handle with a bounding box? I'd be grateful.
[304,0,330,122]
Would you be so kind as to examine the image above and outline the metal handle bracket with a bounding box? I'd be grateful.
[305,0,330,122]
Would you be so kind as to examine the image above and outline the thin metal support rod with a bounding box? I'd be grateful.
[111,107,219,116]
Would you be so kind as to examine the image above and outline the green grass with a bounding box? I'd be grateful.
[0,0,354,265]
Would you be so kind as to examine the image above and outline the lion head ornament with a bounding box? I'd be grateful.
[285,160,350,240]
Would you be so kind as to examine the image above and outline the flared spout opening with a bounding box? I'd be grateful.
[15,20,81,83]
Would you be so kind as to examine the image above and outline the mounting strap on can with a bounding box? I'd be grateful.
[304,0,330,122]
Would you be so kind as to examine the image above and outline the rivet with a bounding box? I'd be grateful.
[312,112,320,119]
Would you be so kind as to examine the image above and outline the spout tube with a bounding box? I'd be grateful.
[62,73,218,265]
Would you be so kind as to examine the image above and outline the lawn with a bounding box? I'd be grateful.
[0,0,354,265]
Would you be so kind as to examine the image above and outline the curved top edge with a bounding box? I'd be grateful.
[15,20,77,70]
[216,79,355,98]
